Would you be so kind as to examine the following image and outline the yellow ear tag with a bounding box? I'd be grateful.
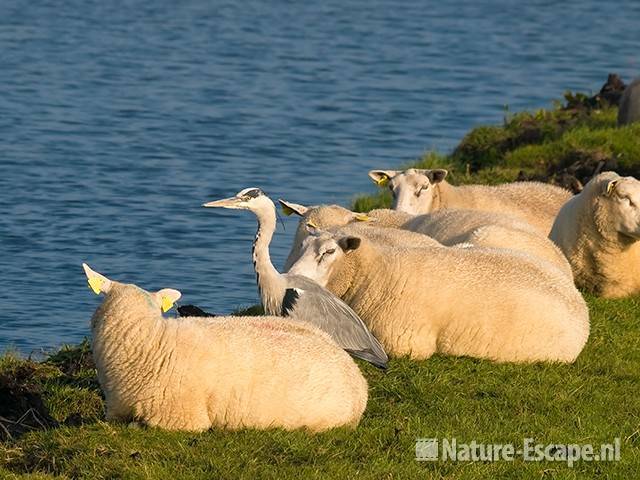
[376,176,389,187]
[88,277,103,295]
[281,204,294,216]
[607,181,618,196]
[161,296,174,313]
[354,214,371,222]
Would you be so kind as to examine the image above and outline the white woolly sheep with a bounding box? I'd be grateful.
[279,200,415,271]
[549,172,640,297]
[82,263,368,432]
[280,201,570,277]
[402,209,573,278]
[618,77,640,126]
[368,168,572,234]
[288,228,589,363]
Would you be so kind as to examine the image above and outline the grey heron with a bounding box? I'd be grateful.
[203,187,388,369]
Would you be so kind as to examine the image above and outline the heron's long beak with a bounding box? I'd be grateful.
[202,197,245,209]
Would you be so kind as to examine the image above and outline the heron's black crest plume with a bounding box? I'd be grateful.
[243,188,264,199]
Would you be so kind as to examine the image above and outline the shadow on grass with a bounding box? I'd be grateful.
[0,340,103,443]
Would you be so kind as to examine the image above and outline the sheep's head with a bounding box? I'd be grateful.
[287,225,361,288]
[368,168,448,214]
[598,174,640,240]
[279,199,372,271]
[82,263,181,314]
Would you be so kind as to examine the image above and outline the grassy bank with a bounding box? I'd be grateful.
[3,82,640,479]
[1,294,639,478]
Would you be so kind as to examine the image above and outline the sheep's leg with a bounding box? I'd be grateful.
[390,331,436,360]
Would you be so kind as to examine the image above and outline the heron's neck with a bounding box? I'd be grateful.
[252,204,285,314]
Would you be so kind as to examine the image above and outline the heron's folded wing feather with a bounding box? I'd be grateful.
[285,276,388,366]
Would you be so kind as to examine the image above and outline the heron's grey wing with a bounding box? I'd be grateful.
[284,275,388,369]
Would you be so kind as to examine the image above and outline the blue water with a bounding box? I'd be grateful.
[1,0,638,354]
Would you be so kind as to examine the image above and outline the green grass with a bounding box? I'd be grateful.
[1,295,639,478]
[3,88,640,478]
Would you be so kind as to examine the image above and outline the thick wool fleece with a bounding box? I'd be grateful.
[550,172,640,297]
[91,283,368,432]
[425,180,572,235]
[401,209,573,278]
[313,231,589,363]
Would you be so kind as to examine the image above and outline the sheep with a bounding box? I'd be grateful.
[618,77,640,126]
[279,200,417,270]
[403,209,574,278]
[287,228,589,363]
[280,201,571,277]
[81,263,368,432]
[549,172,640,298]
[368,168,572,234]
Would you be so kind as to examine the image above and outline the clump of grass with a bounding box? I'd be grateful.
[0,341,103,443]
[0,357,60,441]
[352,191,391,212]
[453,106,621,173]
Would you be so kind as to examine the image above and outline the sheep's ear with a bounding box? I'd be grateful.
[420,169,448,184]
[605,179,619,197]
[338,236,361,252]
[368,170,398,187]
[155,289,182,313]
[353,213,373,222]
[82,263,112,295]
[278,199,308,217]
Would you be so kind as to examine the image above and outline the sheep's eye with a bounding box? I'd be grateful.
[321,249,335,259]
[391,189,397,199]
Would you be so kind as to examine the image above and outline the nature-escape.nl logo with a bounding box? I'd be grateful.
[415,437,621,467]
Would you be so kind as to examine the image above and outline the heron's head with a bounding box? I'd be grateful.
[203,187,273,213]
[368,168,448,214]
